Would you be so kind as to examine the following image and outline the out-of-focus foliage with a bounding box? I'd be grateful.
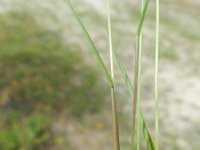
[0,12,106,149]
[0,112,51,150]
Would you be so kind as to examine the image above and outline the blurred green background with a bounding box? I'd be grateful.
[0,0,199,150]
[0,11,107,150]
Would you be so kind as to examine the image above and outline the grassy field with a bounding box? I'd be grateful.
[0,0,199,149]
[0,10,108,149]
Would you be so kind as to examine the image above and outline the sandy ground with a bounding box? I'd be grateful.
[0,0,199,149]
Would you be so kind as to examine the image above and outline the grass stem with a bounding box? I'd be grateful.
[111,86,121,150]
[107,0,114,80]
[107,1,120,150]
[131,1,149,150]
[135,0,145,149]
[155,0,160,149]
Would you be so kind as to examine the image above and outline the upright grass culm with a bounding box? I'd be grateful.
[136,0,144,149]
[68,0,157,149]
[155,0,160,150]
[107,0,121,150]
[113,37,154,150]
[68,1,120,150]
[114,44,154,150]
[131,0,152,150]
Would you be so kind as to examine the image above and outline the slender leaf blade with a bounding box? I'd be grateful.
[113,48,154,150]
[68,1,113,86]
[113,49,133,96]
[110,0,154,149]
[137,0,149,35]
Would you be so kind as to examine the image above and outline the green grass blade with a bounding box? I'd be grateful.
[140,114,155,150]
[107,0,121,150]
[68,0,154,149]
[137,0,149,36]
[136,1,154,150]
[114,0,154,147]
[113,49,133,96]
[131,0,149,150]
[155,0,160,150]
[67,1,113,86]
[113,47,154,150]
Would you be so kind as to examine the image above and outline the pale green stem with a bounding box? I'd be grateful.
[136,1,144,150]
[107,0,120,150]
[111,86,120,150]
[131,0,145,149]
[107,0,114,80]
[155,0,159,150]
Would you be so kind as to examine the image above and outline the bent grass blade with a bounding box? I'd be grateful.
[68,1,120,150]
[67,1,113,86]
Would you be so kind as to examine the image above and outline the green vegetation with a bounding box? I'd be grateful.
[160,49,177,60]
[0,112,51,150]
[68,0,158,149]
[0,12,106,149]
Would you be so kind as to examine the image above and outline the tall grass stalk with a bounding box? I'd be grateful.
[68,0,156,150]
[109,0,153,149]
[107,0,121,150]
[131,0,149,149]
[68,1,120,150]
[155,0,160,149]
[113,46,154,150]
[136,0,144,149]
